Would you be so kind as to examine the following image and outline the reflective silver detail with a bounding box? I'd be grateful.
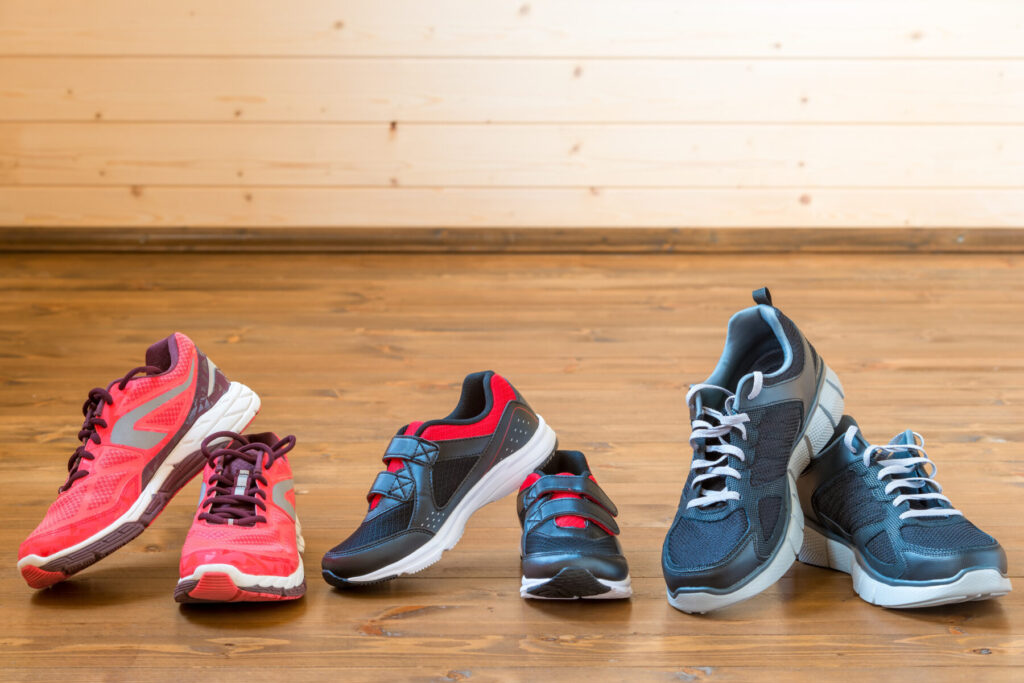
[206,357,217,396]
[272,478,296,521]
[109,358,196,449]
[233,470,250,496]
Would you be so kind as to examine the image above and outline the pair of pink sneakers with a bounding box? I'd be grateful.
[17,333,305,603]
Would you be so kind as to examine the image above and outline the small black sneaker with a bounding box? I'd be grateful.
[517,450,631,600]
[322,371,557,587]
[798,416,1012,608]
[662,287,844,613]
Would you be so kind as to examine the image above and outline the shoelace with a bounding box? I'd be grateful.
[60,364,163,493]
[685,371,763,508]
[843,426,962,520]
[198,431,296,526]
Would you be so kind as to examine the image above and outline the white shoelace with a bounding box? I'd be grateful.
[843,426,962,520]
[685,372,763,509]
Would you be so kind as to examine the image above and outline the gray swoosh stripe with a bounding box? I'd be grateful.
[206,357,217,397]
[272,479,296,521]
[110,358,196,449]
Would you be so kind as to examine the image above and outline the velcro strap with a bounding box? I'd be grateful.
[523,497,620,535]
[382,435,439,466]
[367,470,413,503]
[518,476,618,518]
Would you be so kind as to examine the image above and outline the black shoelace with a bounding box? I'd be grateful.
[198,431,296,526]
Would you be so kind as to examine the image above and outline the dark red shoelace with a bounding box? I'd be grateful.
[198,432,296,526]
[60,365,163,493]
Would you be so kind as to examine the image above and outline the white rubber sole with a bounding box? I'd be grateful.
[344,416,558,583]
[799,524,1013,608]
[521,574,633,600]
[667,365,844,614]
[179,559,306,591]
[18,381,261,571]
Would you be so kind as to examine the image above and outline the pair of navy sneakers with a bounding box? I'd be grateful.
[663,288,1012,612]
[321,371,631,600]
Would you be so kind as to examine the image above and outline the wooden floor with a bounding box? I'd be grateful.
[1,252,1022,682]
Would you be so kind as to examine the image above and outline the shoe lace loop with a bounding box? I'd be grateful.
[685,371,763,509]
[198,431,296,526]
[843,426,962,520]
[60,365,163,493]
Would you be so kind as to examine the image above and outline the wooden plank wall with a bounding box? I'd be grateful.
[1,0,1024,248]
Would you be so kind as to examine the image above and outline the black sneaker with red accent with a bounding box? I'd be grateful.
[517,450,631,599]
[322,371,557,586]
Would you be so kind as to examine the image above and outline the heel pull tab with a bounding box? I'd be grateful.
[752,287,773,306]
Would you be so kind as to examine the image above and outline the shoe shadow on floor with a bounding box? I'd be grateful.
[29,568,172,608]
[521,596,634,619]
[29,577,150,608]
[888,598,1011,630]
[178,597,308,627]
[789,564,1012,629]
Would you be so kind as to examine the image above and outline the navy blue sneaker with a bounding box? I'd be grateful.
[798,416,1012,608]
[517,450,631,599]
[662,287,844,613]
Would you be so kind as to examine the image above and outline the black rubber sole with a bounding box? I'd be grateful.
[525,568,613,599]
[322,568,398,589]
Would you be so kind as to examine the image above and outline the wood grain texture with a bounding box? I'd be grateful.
[3,58,1023,124]
[3,1,1024,236]
[3,0,1024,57]
[5,123,1023,188]
[3,227,1023,253]
[4,187,1024,228]
[1,251,1022,681]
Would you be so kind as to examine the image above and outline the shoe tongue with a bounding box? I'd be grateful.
[885,429,945,509]
[888,429,917,449]
[225,455,254,480]
[694,388,725,414]
[221,444,265,487]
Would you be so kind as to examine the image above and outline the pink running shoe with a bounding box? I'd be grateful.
[18,333,261,589]
[175,431,305,603]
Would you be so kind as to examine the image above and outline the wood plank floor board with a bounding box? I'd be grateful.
[0,252,1021,680]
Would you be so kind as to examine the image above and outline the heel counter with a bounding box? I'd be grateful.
[195,349,230,407]
[493,373,536,415]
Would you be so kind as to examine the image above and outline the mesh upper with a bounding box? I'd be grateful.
[37,487,86,530]
[666,509,748,570]
[866,531,897,564]
[431,456,479,508]
[327,501,414,555]
[190,526,281,545]
[525,531,621,556]
[813,466,885,533]
[748,400,803,486]
[758,496,782,544]
[900,519,995,550]
[86,473,121,510]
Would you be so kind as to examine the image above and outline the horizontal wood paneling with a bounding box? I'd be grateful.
[3,0,1024,57]
[3,0,1024,242]
[4,187,1024,228]
[3,58,1023,124]
[3,123,1022,187]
